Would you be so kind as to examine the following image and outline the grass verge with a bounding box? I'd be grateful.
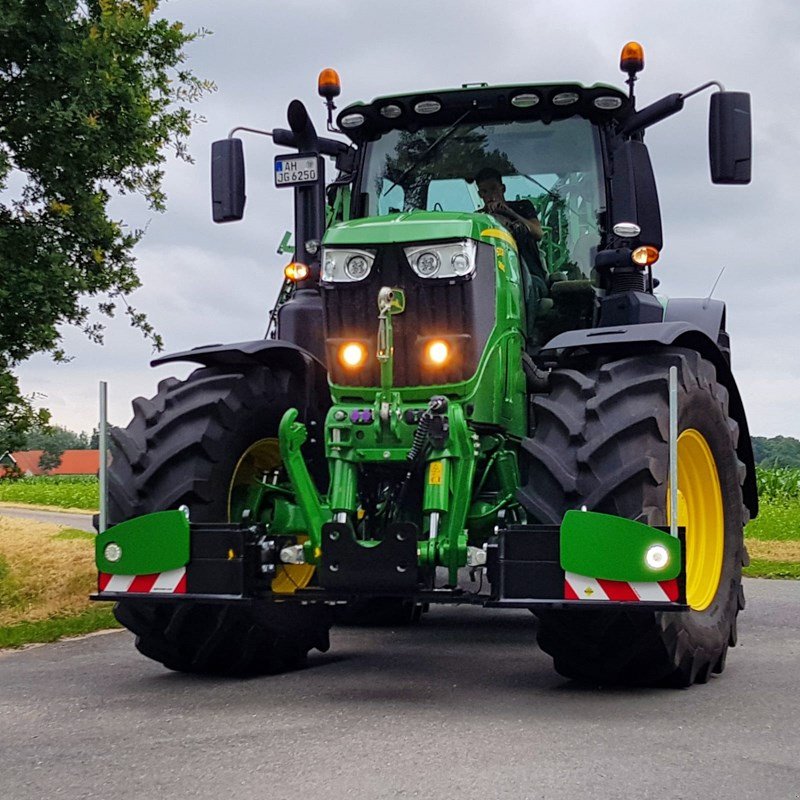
[743,560,800,580]
[0,501,97,514]
[0,605,120,649]
[0,518,120,649]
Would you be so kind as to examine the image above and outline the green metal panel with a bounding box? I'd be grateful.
[323,212,527,439]
[560,510,681,582]
[322,210,496,247]
[95,511,189,575]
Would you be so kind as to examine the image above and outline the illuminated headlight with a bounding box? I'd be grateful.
[104,542,122,563]
[404,240,476,279]
[645,544,670,571]
[321,248,376,282]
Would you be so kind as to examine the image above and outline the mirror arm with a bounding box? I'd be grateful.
[621,81,726,137]
[228,125,273,140]
[680,80,726,100]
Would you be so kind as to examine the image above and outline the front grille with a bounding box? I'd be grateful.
[323,242,496,387]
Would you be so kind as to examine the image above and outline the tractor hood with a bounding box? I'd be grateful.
[323,211,498,247]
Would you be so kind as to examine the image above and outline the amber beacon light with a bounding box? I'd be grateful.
[620,41,645,75]
[318,68,341,100]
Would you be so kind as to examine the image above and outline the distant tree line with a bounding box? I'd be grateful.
[751,436,800,469]
[21,424,99,452]
[6,425,800,471]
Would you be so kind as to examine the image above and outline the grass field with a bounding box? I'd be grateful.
[0,518,120,646]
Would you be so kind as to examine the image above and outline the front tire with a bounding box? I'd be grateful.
[519,348,746,686]
[109,364,331,675]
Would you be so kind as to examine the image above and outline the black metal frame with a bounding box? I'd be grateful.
[92,521,689,613]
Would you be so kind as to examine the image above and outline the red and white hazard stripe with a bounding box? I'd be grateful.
[564,571,678,602]
[98,568,186,594]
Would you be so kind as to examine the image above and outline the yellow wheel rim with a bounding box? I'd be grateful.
[227,438,315,594]
[667,429,725,612]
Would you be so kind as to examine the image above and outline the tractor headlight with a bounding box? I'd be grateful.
[321,248,376,282]
[414,251,441,277]
[404,240,477,279]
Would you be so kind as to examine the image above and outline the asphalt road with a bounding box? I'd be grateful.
[1,579,798,800]
[0,505,95,532]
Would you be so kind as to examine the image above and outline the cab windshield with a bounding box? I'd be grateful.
[358,117,606,277]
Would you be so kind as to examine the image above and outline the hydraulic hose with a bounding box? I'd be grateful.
[391,396,448,517]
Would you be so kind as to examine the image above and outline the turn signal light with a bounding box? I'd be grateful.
[318,68,341,99]
[284,262,310,282]
[632,246,660,267]
[620,41,645,75]
[424,339,450,367]
[338,341,367,369]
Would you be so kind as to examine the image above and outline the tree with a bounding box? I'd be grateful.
[38,441,64,472]
[751,436,800,469]
[0,0,213,438]
[22,421,90,450]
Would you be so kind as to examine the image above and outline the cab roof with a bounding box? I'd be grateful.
[336,82,631,142]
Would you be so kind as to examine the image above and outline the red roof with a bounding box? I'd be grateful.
[3,450,99,476]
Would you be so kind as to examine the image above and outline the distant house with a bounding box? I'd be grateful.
[0,450,99,477]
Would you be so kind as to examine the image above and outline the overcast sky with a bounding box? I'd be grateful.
[13,0,800,438]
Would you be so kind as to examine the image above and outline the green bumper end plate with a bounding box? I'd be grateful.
[560,510,681,582]
[95,510,190,575]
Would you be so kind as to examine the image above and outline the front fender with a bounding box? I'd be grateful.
[541,322,758,519]
[151,339,331,416]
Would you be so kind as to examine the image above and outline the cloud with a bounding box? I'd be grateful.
[13,0,800,439]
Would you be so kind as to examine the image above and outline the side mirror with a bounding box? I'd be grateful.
[211,138,246,222]
[709,92,751,184]
[610,140,663,249]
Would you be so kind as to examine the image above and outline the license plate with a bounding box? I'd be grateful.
[274,155,319,187]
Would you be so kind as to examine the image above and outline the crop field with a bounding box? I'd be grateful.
[743,467,800,578]
[0,475,98,511]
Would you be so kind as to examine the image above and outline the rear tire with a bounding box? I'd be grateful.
[109,364,331,675]
[519,348,746,686]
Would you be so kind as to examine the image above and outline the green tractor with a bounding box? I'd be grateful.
[95,43,756,686]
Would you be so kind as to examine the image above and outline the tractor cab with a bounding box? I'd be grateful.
[327,83,625,349]
[335,82,624,280]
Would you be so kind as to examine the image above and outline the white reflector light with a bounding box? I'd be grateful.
[645,544,670,570]
[380,104,402,119]
[104,543,122,563]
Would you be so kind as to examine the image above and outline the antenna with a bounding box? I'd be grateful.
[703,266,726,308]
